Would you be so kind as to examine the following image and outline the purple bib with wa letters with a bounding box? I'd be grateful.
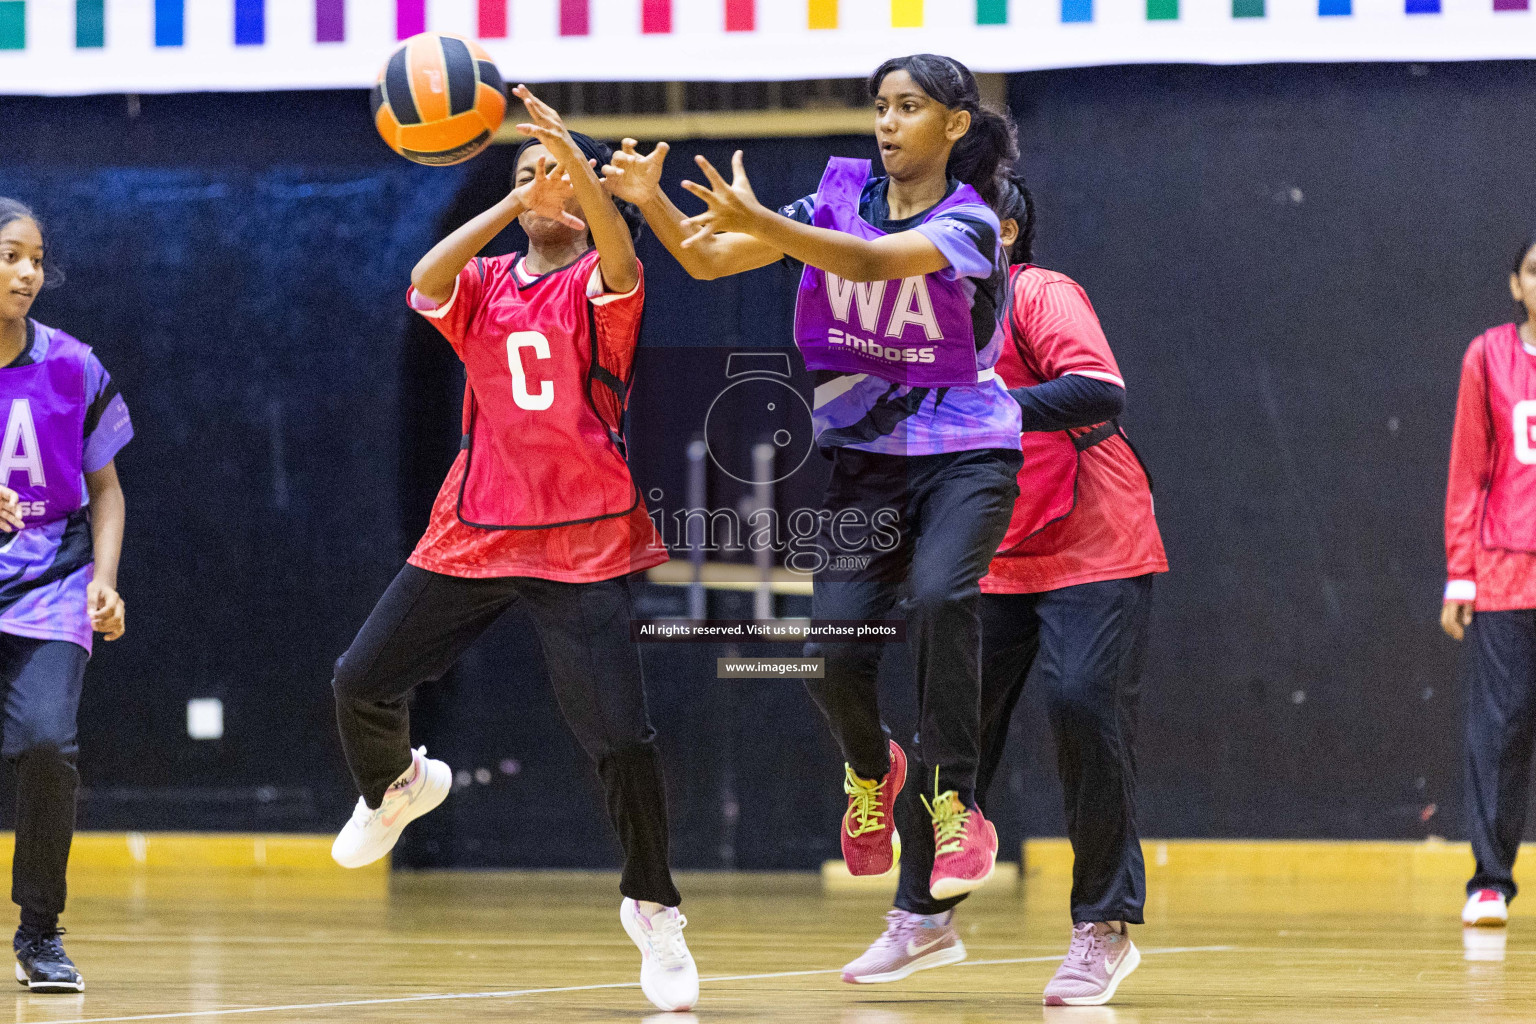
[1,328,89,527]
[793,158,983,388]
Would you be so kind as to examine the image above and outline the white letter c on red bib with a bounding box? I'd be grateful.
[508,332,555,412]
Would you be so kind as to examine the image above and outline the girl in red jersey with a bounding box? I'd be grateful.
[1443,233,1536,930]
[327,88,696,1013]
[839,176,1166,1007]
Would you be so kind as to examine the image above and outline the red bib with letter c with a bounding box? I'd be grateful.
[456,253,639,530]
[1481,323,1536,553]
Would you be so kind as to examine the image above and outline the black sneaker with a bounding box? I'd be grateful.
[14,927,83,993]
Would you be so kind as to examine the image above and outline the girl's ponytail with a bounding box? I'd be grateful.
[948,105,1017,209]
[993,174,1037,266]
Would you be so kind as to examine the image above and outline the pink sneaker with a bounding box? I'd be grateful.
[1042,922,1141,1006]
[923,787,997,900]
[841,740,907,876]
[841,909,967,984]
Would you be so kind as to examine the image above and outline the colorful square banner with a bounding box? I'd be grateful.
[77,0,104,48]
[315,0,344,42]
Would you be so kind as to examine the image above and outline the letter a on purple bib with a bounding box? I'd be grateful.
[793,157,982,387]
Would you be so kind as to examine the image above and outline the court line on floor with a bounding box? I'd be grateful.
[37,945,1234,1023]
[67,934,1075,950]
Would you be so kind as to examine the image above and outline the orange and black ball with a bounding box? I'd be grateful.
[371,33,506,166]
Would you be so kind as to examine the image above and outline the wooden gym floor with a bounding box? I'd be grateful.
[8,859,1535,1024]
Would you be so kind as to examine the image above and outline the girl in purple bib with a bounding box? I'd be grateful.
[606,55,1023,902]
[0,199,132,993]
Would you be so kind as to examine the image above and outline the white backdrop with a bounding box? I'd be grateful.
[0,0,1533,96]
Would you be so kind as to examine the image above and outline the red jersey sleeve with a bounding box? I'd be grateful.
[586,258,644,351]
[407,257,493,356]
[1012,273,1125,387]
[1445,336,1493,601]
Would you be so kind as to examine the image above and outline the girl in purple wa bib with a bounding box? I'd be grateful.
[606,55,1023,901]
[0,199,131,994]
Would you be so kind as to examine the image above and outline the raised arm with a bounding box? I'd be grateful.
[410,156,582,305]
[603,140,782,281]
[680,152,951,284]
[513,85,639,294]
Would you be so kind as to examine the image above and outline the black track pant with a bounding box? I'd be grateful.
[0,634,87,932]
[896,576,1153,924]
[332,564,680,906]
[1465,609,1536,901]
[803,447,1022,807]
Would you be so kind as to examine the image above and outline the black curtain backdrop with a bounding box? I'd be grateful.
[0,61,1533,867]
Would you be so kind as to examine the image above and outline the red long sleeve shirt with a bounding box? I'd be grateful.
[982,267,1167,594]
[1444,324,1536,611]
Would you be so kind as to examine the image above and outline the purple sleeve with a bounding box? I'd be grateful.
[82,354,132,473]
[912,204,1002,282]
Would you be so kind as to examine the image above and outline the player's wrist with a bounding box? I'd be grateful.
[637,192,671,217]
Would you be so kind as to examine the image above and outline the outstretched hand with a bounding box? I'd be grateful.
[602,139,670,205]
[513,84,581,163]
[679,151,766,247]
[511,156,586,232]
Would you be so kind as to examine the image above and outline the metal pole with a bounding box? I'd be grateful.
[687,437,707,621]
[753,442,775,621]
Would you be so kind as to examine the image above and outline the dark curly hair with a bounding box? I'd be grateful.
[867,54,1019,209]
[511,134,645,245]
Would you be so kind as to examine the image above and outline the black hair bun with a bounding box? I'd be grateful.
[617,198,646,246]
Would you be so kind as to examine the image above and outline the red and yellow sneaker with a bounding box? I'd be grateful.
[924,782,997,900]
[841,740,907,876]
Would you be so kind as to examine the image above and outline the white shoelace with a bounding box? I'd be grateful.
[348,798,379,827]
[642,910,691,967]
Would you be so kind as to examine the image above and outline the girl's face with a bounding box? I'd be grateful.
[874,70,971,181]
[514,143,585,248]
[1511,243,1536,325]
[0,218,43,322]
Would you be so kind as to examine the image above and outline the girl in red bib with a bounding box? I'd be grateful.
[839,175,1166,1004]
[326,89,695,1013]
[1444,233,1536,929]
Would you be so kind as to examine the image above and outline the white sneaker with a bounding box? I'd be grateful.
[620,898,699,1012]
[331,747,451,868]
[1463,889,1509,927]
